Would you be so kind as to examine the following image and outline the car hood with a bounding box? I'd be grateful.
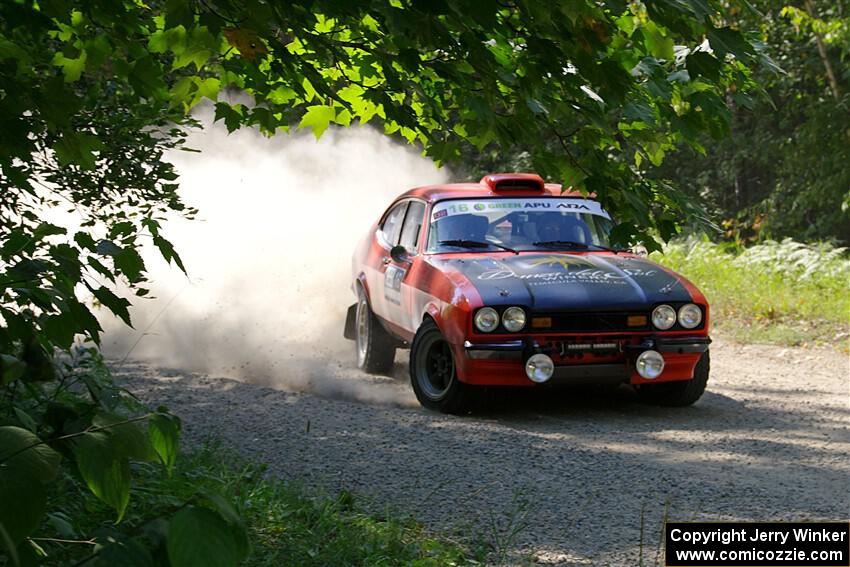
[431,253,693,310]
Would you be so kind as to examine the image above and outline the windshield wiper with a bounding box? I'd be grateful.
[532,240,622,254]
[438,239,519,255]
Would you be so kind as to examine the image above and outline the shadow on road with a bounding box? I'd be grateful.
[115,357,849,566]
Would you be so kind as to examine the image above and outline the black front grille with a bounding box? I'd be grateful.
[534,311,649,333]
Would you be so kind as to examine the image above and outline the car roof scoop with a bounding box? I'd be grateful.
[480,173,545,192]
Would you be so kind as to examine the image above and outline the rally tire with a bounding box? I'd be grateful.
[636,350,710,407]
[409,319,472,414]
[355,286,396,374]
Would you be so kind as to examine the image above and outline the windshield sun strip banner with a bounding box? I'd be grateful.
[430,198,611,221]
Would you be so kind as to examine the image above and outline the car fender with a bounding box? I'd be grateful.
[355,272,370,299]
[418,297,472,347]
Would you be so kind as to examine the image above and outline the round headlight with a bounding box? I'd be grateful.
[678,303,702,329]
[502,306,526,332]
[474,307,499,333]
[651,304,676,330]
[636,350,665,379]
[525,353,554,383]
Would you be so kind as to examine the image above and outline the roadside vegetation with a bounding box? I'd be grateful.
[653,238,850,347]
[0,349,478,566]
[40,442,479,567]
[2,0,847,565]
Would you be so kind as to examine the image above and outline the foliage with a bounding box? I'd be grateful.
[0,349,253,566]
[0,2,766,564]
[653,237,850,345]
[653,0,850,244]
[43,443,479,567]
[2,1,765,254]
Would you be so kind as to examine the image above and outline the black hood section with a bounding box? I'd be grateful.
[432,254,692,310]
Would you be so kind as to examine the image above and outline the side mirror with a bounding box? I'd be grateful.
[390,245,410,263]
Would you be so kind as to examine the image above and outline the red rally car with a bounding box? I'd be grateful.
[345,173,711,413]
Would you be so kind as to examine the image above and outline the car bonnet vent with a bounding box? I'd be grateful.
[481,173,545,192]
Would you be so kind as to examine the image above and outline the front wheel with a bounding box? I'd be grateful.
[355,287,396,374]
[409,319,471,414]
[635,350,710,406]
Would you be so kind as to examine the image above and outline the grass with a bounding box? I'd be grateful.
[35,444,481,566]
[651,237,849,348]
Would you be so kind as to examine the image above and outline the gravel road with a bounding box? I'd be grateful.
[115,336,849,566]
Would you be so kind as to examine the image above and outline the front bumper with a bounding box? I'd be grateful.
[458,335,711,386]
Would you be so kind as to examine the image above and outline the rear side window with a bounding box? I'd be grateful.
[399,201,426,252]
[380,201,408,246]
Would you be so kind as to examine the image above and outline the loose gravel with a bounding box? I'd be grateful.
[114,336,849,566]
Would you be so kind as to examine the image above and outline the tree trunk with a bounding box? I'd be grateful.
[803,0,842,101]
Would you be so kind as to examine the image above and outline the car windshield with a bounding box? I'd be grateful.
[426,197,616,253]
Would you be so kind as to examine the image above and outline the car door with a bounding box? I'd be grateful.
[370,200,408,321]
[384,200,426,334]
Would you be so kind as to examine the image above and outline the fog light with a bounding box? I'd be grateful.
[525,353,554,383]
[636,350,665,379]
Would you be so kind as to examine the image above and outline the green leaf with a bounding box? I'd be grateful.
[608,222,641,248]
[52,49,87,82]
[93,413,156,462]
[0,426,61,483]
[623,100,656,125]
[173,26,217,70]
[213,102,243,133]
[68,298,104,343]
[46,512,76,539]
[13,408,37,433]
[41,312,77,348]
[707,27,754,62]
[167,507,243,567]
[96,240,122,256]
[33,222,66,239]
[195,78,220,102]
[108,222,135,239]
[682,0,713,20]
[0,469,46,547]
[201,492,250,558]
[149,26,186,54]
[686,51,721,81]
[631,56,661,77]
[1,355,26,385]
[643,23,674,60]
[88,257,115,282]
[71,432,131,521]
[114,247,146,282]
[91,537,154,567]
[149,412,180,474]
[165,0,195,29]
[0,37,30,64]
[152,235,186,273]
[74,231,97,251]
[299,105,336,139]
[91,287,133,327]
[53,132,105,170]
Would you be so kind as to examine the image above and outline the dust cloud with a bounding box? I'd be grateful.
[100,109,450,406]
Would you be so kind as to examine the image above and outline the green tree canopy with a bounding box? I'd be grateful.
[1,1,769,563]
[654,0,850,243]
[1,0,772,361]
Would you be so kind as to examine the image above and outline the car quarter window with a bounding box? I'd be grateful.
[399,201,426,252]
[380,201,408,246]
